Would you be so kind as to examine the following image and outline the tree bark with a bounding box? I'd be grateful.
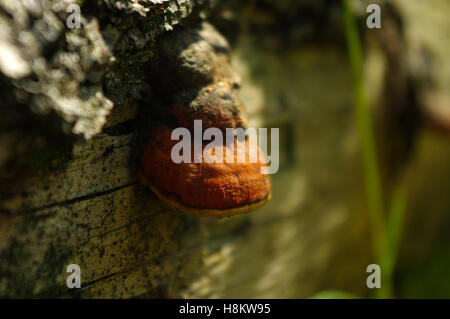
[0,0,449,298]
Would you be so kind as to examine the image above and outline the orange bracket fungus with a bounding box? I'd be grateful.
[139,23,271,217]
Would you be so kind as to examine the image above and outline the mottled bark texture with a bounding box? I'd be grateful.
[0,0,449,298]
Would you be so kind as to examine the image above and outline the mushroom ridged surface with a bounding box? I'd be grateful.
[140,124,271,217]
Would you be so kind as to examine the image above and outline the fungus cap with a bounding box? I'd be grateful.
[140,126,271,217]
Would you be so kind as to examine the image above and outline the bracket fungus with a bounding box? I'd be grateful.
[140,123,272,218]
[139,23,271,217]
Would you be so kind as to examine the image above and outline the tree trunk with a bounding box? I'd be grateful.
[0,0,449,298]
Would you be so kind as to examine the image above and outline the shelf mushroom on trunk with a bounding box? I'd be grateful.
[139,23,272,217]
